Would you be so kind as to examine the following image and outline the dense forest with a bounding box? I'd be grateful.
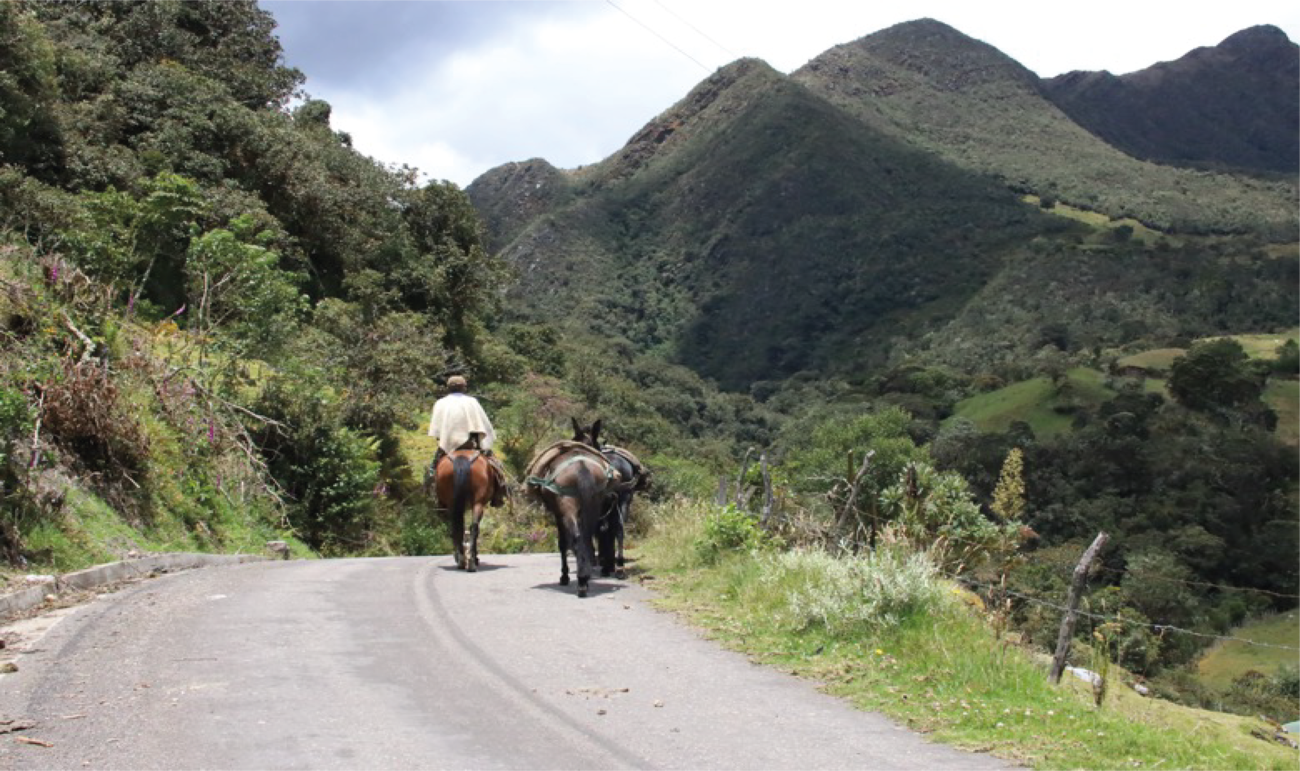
[0,0,1295,719]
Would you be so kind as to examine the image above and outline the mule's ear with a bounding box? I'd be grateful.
[571,416,583,439]
[591,419,602,446]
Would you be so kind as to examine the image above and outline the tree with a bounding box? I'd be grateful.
[0,3,64,178]
[184,214,304,357]
[1167,338,1267,414]
[1272,339,1299,377]
[990,447,1026,522]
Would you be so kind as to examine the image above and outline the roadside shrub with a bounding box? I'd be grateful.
[250,375,380,553]
[696,503,769,562]
[1274,664,1300,700]
[292,424,379,554]
[397,503,448,556]
[0,385,32,465]
[761,537,949,635]
[39,361,149,509]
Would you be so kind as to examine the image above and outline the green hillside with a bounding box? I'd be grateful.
[471,58,1055,389]
[0,1,512,564]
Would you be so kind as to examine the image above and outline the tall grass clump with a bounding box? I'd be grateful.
[637,495,710,571]
[764,540,950,635]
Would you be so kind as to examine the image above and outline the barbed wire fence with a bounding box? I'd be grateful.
[937,530,1300,708]
[949,572,1300,653]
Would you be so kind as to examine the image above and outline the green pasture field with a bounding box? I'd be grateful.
[1117,348,1186,374]
[1265,379,1299,446]
[1021,195,1164,244]
[949,368,1113,437]
[1198,329,1299,360]
[1196,611,1300,691]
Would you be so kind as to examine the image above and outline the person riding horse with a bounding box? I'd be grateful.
[428,375,507,507]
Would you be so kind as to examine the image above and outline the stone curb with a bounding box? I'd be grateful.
[0,552,268,621]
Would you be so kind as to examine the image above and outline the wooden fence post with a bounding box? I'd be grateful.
[733,447,754,508]
[759,452,773,526]
[1049,530,1109,684]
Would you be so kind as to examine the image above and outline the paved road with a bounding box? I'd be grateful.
[0,554,1014,769]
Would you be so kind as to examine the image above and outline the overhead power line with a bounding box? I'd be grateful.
[605,0,713,73]
[649,0,738,60]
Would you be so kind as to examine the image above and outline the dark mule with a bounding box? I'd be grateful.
[433,449,501,571]
[524,419,621,597]
[598,445,649,579]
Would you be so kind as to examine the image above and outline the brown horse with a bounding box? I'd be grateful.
[433,449,502,571]
[524,419,621,597]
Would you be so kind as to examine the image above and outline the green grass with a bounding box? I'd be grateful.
[634,499,1300,770]
[952,363,1295,446]
[1023,195,1165,245]
[1198,330,1300,360]
[1196,612,1300,691]
[1118,331,1297,374]
[1117,348,1186,374]
[949,368,1113,437]
[1265,379,1299,446]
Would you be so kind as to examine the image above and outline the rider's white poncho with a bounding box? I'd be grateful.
[428,393,496,454]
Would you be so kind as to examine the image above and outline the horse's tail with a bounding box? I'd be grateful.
[451,455,472,523]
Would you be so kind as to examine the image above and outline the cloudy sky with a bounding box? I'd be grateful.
[259,0,1300,188]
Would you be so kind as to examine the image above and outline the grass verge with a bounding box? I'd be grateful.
[633,498,1299,770]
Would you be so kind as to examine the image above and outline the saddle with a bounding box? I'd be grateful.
[601,445,650,492]
[524,441,622,498]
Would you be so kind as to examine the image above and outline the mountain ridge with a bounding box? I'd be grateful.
[1042,24,1299,174]
[468,18,1298,391]
[790,19,1296,237]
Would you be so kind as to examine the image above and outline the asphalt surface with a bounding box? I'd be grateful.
[0,554,1016,769]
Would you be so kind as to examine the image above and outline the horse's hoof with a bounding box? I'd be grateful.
[559,575,570,586]
[578,586,588,598]
[615,568,626,580]
[601,567,613,578]
[467,562,477,573]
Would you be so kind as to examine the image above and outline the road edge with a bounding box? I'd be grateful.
[0,552,270,621]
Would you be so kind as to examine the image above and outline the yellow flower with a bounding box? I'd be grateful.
[875,649,885,655]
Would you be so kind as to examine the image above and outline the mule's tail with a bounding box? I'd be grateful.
[451,455,472,524]
[575,461,606,580]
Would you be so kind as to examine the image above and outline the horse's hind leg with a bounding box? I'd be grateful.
[467,504,483,572]
[447,506,463,569]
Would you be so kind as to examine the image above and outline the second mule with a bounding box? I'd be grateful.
[524,419,622,597]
